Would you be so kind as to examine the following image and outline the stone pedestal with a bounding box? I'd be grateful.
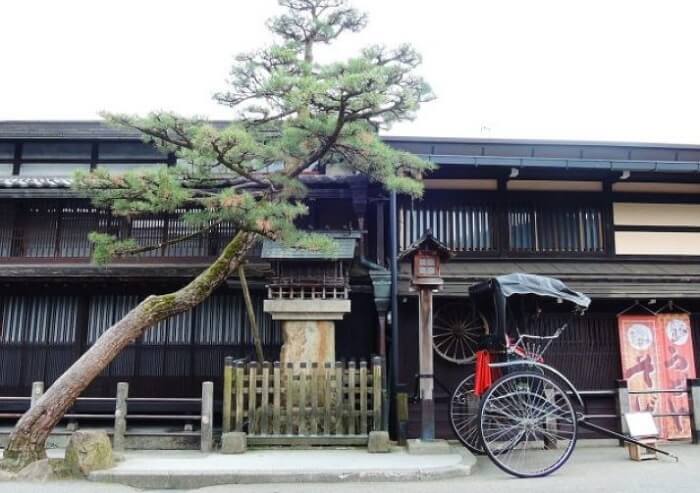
[264,299,351,366]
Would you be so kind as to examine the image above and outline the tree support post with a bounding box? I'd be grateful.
[239,265,264,362]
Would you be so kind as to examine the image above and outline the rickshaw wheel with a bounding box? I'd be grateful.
[433,300,489,365]
[478,371,577,478]
[449,372,484,454]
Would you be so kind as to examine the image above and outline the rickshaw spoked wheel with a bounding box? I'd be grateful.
[449,372,484,454]
[478,371,577,478]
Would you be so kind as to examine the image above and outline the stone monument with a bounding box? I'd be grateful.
[261,233,358,366]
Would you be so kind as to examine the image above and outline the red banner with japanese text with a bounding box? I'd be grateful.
[618,316,665,436]
[656,313,695,440]
[618,314,696,440]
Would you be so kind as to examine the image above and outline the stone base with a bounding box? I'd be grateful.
[280,320,336,365]
[406,439,451,455]
[64,430,114,477]
[221,432,247,454]
[367,431,391,453]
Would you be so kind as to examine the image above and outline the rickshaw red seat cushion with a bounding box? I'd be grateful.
[475,350,493,396]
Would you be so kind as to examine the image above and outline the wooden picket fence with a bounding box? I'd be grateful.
[222,357,385,445]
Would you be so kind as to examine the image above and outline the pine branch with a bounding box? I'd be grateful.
[105,220,224,258]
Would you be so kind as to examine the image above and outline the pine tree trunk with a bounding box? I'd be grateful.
[2,231,257,469]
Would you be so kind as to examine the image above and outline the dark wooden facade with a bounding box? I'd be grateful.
[4,122,700,439]
[0,123,378,410]
[386,136,700,438]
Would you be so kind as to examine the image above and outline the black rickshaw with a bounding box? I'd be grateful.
[448,273,677,478]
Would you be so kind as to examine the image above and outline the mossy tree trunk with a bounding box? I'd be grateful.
[2,231,256,469]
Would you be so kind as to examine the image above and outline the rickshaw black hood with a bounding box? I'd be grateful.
[470,273,591,309]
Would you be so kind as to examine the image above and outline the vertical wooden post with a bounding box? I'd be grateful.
[273,362,281,435]
[248,362,258,435]
[299,363,307,436]
[616,379,630,444]
[286,363,294,434]
[372,356,382,431]
[113,382,128,452]
[380,356,389,432]
[376,314,387,359]
[222,356,233,433]
[30,381,44,408]
[235,361,245,432]
[310,363,319,435]
[418,286,435,440]
[335,361,344,434]
[261,362,270,435]
[348,360,357,435]
[688,378,700,444]
[201,381,214,453]
[360,360,368,435]
[324,362,333,435]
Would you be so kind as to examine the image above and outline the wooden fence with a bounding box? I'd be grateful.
[0,381,213,452]
[222,357,385,445]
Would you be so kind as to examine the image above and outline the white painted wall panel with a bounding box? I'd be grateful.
[614,203,700,227]
[615,231,700,255]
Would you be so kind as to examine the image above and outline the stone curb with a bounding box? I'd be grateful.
[88,446,476,489]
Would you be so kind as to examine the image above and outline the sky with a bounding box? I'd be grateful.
[2,0,700,144]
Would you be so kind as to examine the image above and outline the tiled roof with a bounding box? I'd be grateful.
[0,174,359,190]
[9,121,700,176]
[0,121,141,140]
[0,121,229,140]
[399,260,700,298]
[0,177,72,188]
[261,232,360,260]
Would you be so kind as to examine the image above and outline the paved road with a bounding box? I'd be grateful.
[5,444,699,493]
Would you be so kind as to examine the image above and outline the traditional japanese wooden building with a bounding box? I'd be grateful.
[386,135,700,437]
[0,121,380,404]
[2,121,700,440]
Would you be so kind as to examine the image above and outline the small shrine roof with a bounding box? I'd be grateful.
[260,231,360,260]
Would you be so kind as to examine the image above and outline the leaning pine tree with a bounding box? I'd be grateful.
[2,0,433,468]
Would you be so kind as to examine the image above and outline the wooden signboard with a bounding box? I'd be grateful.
[656,313,696,440]
[618,313,696,440]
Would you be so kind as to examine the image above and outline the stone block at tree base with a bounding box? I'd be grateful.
[64,430,114,476]
[221,432,247,454]
[406,439,451,455]
[16,459,69,481]
[367,431,391,453]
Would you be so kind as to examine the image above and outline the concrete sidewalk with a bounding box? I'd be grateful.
[87,446,475,489]
[3,443,699,492]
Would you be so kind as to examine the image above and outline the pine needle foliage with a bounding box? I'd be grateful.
[75,0,435,263]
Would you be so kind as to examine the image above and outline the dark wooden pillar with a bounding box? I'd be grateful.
[399,230,451,442]
[418,286,435,440]
[376,312,387,357]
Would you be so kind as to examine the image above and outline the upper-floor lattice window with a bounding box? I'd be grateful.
[399,192,607,256]
[508,202,605,253]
